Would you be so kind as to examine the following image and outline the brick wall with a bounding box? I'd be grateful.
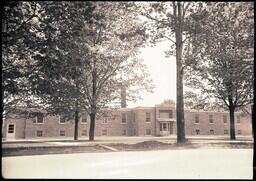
[133,108,156,136]
[2,107,253,139]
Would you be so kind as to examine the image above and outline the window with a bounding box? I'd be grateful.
[81,114,87,124]
[146,129,151,135]
[210,129,214,135]
[121,113,127,123]
[36,113,44,124]
[36,130,43,137]
[169,110,173,118]
[111,114,117,120]
[81,130,87,136]
[60,130,65,136]
[102,129,107,136]
[160,122,168,131]
[102,116,108,124]
[223,115,227,124]
[59,116,66,124]
[237,115,241,124]
[159,110,172,118]
[195,129,200,135]
[195,114,199,124]
[224,129,228,134]
[8,124,14,133]
[122,129,127,136]
[146,112,151,122]
[238,130,242,135]
[133,129,136,136]
[209,115,214,123]
[163,123,167,130]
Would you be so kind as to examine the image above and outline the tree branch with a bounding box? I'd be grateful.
[183,2,191,15]
[141,13,171,28]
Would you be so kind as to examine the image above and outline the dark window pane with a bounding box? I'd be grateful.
[122,113,126,123]
[8,125,14,133]
[37,113,44,123]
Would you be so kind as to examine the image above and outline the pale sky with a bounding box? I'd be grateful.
[128,41,176,108]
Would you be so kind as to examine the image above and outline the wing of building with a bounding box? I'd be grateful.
[2,101,253,140]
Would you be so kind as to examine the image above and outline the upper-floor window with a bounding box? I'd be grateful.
[102,116,108,124]
[195,129,200,135]
[121,113,127,123]
[36,113,44,124]
[59,116,66,124]
[195,114,199,123]
[146,112,151,122]
[210,129,214,135]
[169,110,173,118]
[223,115,227,124]
[111,114,117,120]
[209,115,214,123]
[81,114,87,124]
[224,129,228,134]
[159,110,173,118]
[236,115,241,124]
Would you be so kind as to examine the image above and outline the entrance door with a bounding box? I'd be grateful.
[6,124,15,139]
[160,122,170,136]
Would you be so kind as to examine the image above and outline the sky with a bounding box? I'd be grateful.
[128,41,176,108]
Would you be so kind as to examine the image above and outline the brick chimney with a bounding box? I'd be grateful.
[121,86,127,108]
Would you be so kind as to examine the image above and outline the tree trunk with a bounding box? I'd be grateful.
[74,108,79,141]
[229,106,236,140]
[175,2,186,144]
[89,112,96,141]
[251,104,254,139]
[89,59,97,141]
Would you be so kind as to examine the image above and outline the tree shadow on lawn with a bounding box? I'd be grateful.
[2,140,253,157]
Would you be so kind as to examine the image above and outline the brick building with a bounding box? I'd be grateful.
[2,101,252,140]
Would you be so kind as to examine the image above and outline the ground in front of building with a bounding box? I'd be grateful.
[2,135,253,157]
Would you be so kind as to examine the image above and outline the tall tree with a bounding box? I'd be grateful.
[28,2,154,141]
[2,1,44,117]
[138,2,197,143]
[21,2,96,140]
[184,2,254,140]
[2,2,154,141]
[76,2,154,141]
